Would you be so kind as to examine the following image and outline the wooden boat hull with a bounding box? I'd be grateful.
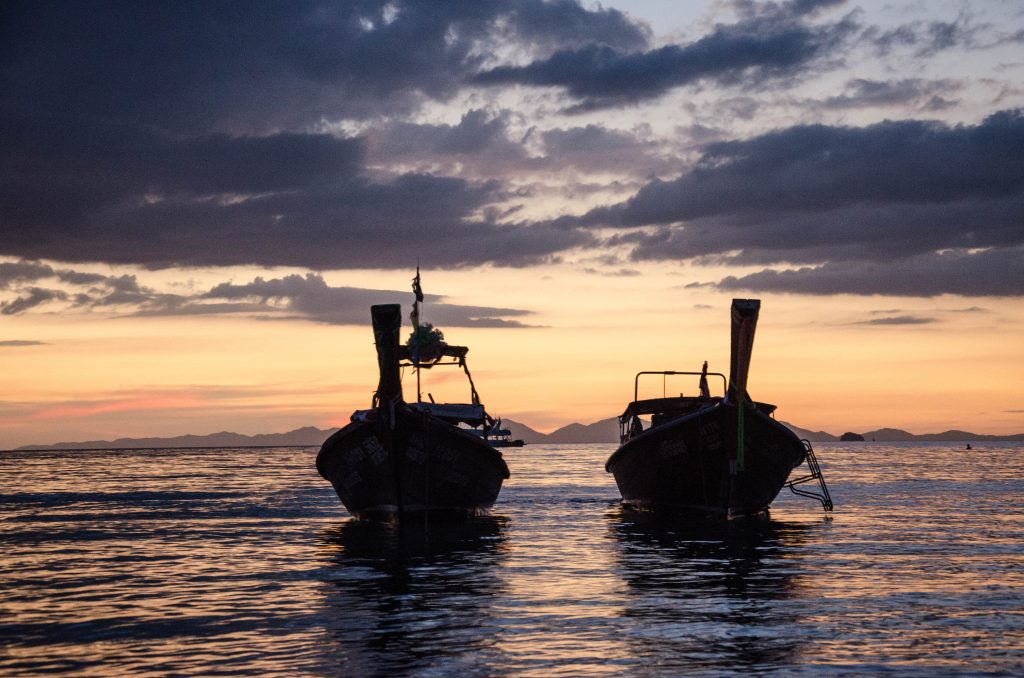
[316,408,510,521]
[605,401,805,518]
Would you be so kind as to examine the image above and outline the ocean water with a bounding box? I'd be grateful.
[1,442,1022,676]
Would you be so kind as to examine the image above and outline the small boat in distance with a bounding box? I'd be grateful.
[316,274,511,521]
[605,299,832,519]
[468,418,525,448]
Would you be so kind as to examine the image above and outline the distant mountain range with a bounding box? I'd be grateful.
[11,419,1024,451]
[501,418,620,444]
[11,419,619,450]
[504,419,1024,444]
[14,426,338,451]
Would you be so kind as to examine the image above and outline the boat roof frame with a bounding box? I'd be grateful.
[400,350,483,409]
[633,370,727,403]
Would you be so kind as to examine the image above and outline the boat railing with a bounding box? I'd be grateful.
[633,370,727,402]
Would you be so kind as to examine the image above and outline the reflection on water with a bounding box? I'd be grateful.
[608,512,813,671]
[1,443,1022,675]
[0,447,338,675]
[318,518,508,676]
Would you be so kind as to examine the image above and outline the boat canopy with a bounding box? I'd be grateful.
[620,396,777,420]
[621,396,721,419]
[398,344,469,366]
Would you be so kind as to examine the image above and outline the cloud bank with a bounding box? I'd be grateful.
[2,0,1022,298]
[0,261,536,327]
[585,110,1024,296]
[474,0,857,110]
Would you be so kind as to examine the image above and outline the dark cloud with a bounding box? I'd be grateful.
[0,264,191,312]
[79,275,181,309]
[200,273,536,327]
[57,271,111,286]
[0,115,593,268]
[853,315,936,325]
[0,260,54,288]
[367,112,673,180]
[701,247,1024,297]
[498,0,650,52]
[0,259,114,289]
[869,16,982,57]
[366,109,530,169]
[589,109,1024,229]
[0,340,47,347]
[1,287,68,315]
[1,1,631,269]
[2,1,1019,279]
[730,0,849,21]
[583,110,1024,277]
[472,1,857,109]
[538,125,667,173]
[1,1,647,134]
[610,194,1024,268]
[0,264,537,327]
[821,78,962,110]
[581,267,641,277]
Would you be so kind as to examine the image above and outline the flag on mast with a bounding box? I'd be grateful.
[411,265,423,330]
[412,266,424,303]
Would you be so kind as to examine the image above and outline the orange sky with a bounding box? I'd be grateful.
[3,261,1022,449]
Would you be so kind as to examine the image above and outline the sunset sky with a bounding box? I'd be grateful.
[2,0,1023,448]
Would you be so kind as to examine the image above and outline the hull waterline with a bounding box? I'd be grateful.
[317,409,510,521]
[606,401,806,519]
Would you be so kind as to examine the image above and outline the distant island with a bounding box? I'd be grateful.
[10,419,1024,451]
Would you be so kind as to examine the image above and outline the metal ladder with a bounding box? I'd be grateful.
[785,439,833,512]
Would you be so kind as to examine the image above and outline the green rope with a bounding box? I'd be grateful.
[737,393,746,473]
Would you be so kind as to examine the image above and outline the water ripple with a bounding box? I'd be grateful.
[0,443,1022,675]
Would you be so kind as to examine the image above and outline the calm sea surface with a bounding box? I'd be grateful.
[1,442,1022,675]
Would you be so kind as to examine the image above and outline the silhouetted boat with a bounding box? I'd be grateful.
[605,299,832,519]
[469,418,525,448]
[317,295,511,521]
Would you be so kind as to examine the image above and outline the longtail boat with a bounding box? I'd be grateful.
[605,299,832,519]
[317,275,511,521]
